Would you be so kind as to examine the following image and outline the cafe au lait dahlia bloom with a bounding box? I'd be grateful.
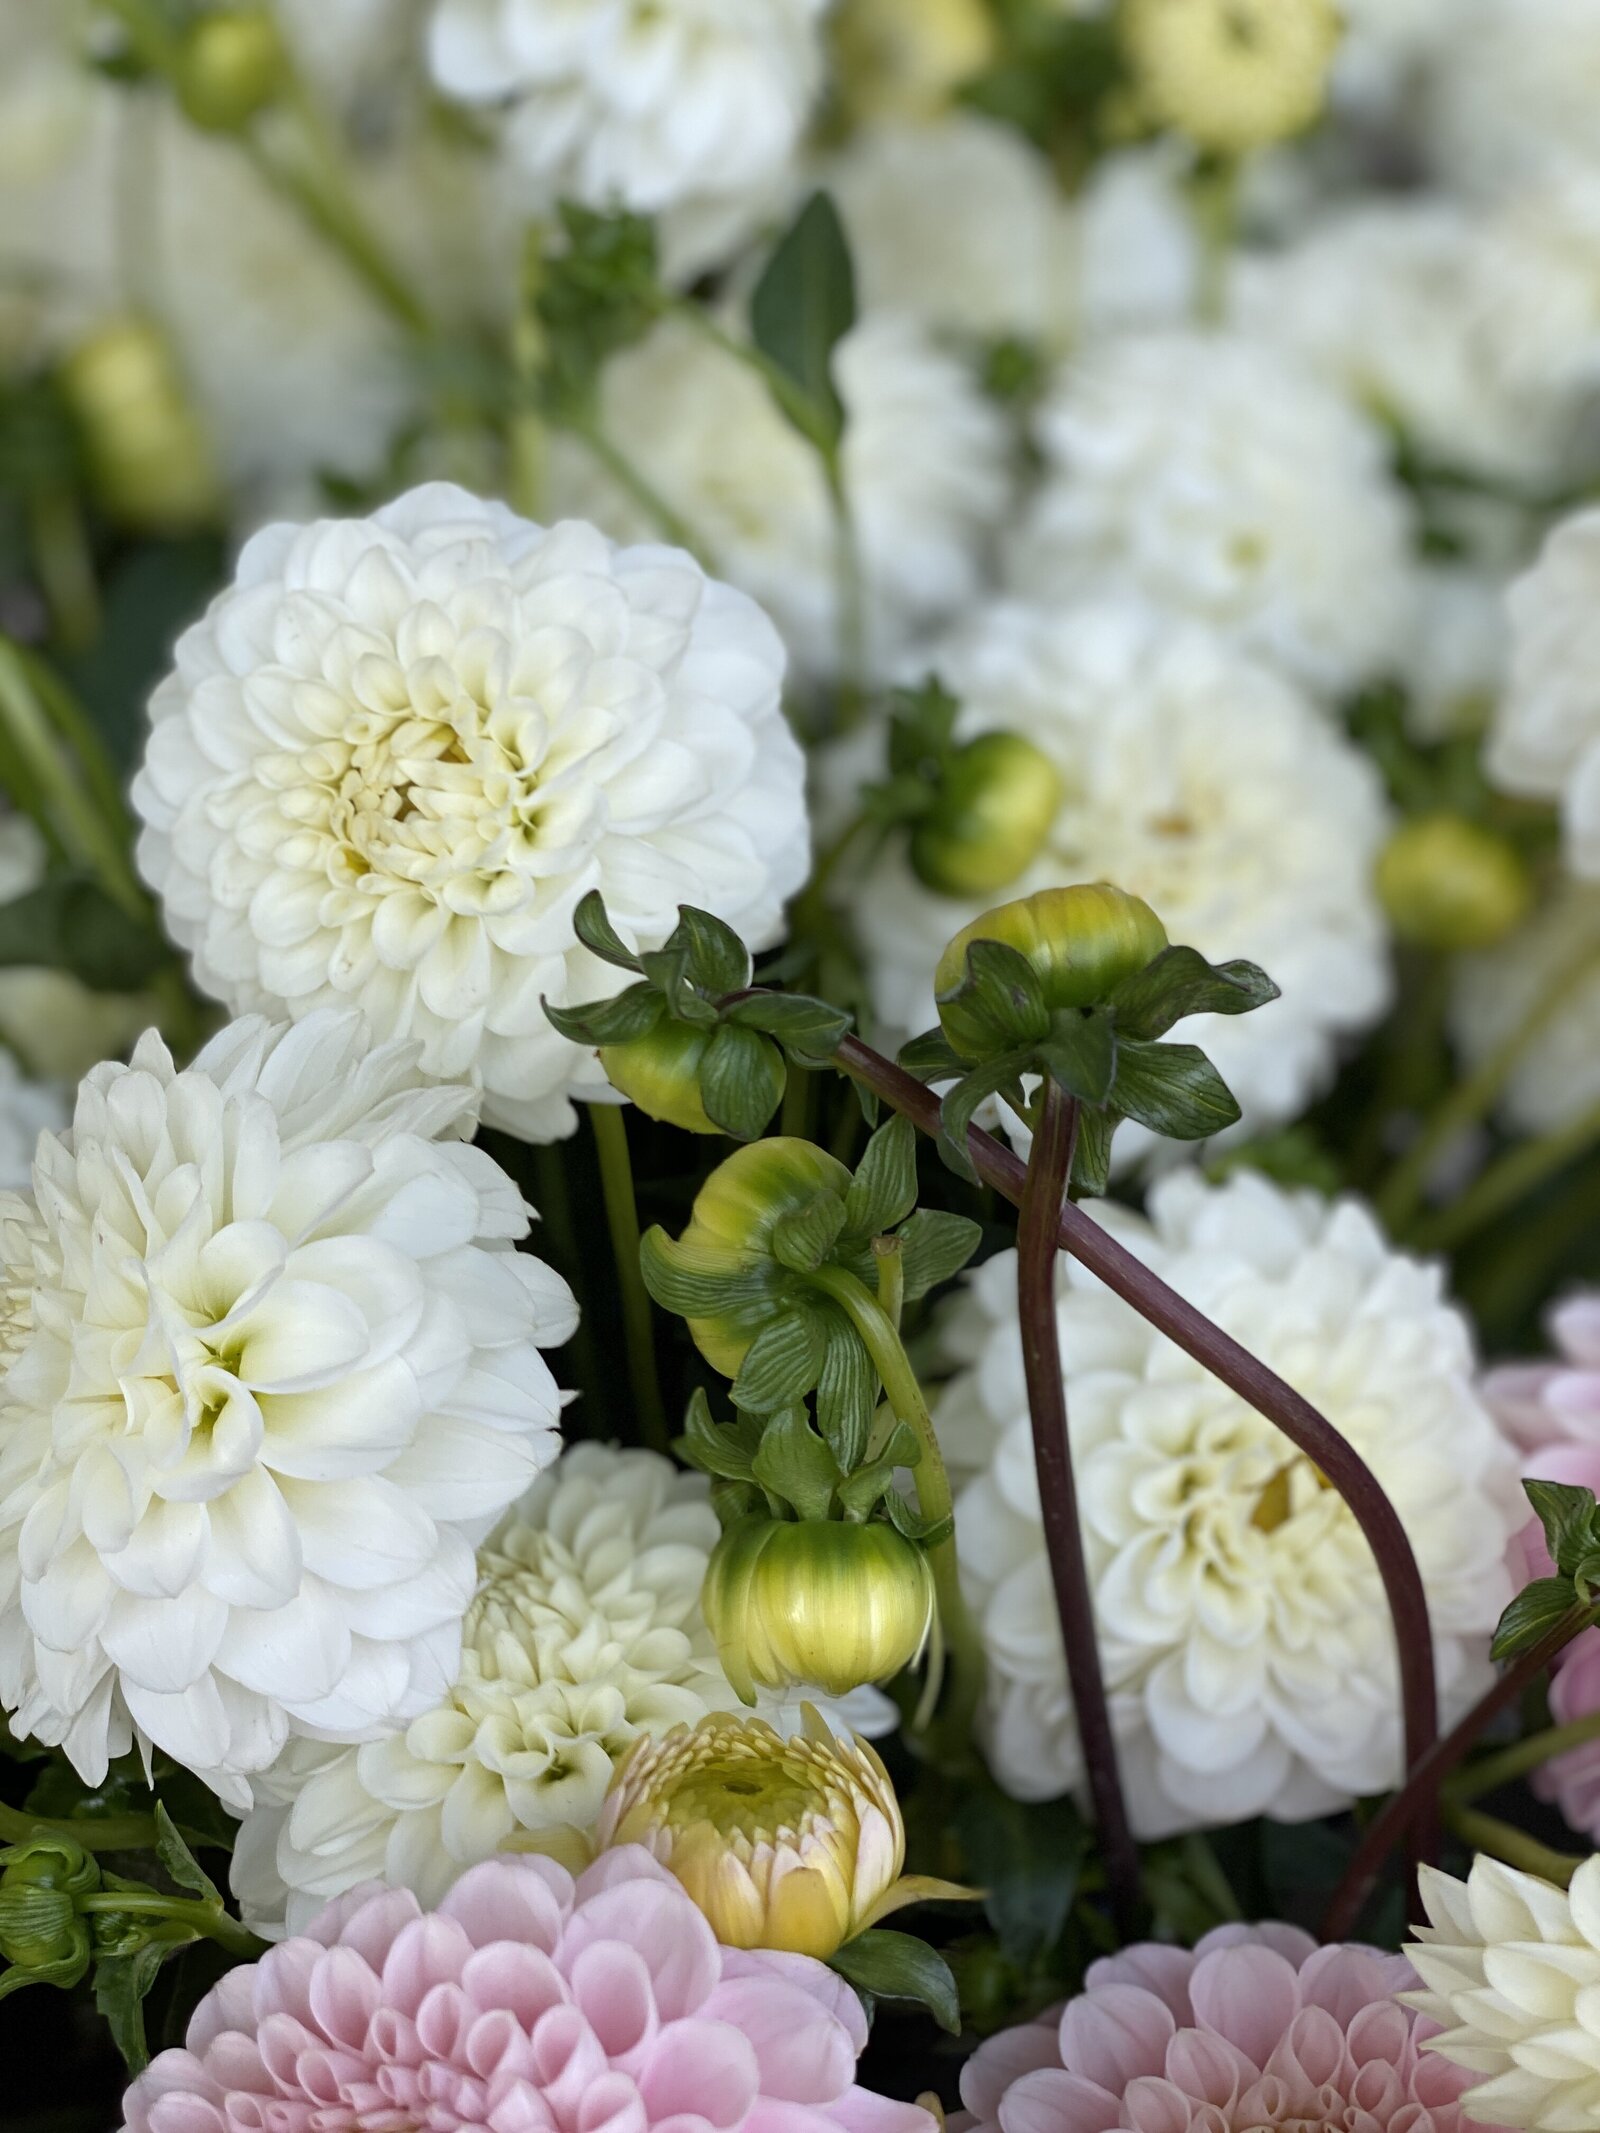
[1404,1854,1600,2131]
[0,1011,575,1806]
[960,1926,1495,2133]
[120,1848,934,2133]
[935,1170,1521,1836]
[131,485,808,1142]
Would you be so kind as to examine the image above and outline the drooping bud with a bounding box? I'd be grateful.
[910,732,1063,899]
[1121,0,1340,156]
[1376,815,1532,953]
[0,1833,98,1994]
[702,1515,936,1704]
[59,317,218,533]
[599,1019,787,1136]
[175,8,288,132]
[935,883,1168,1059]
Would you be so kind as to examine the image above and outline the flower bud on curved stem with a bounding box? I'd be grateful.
[911,733,1063,899]
[935,884,1168,1060]
[0,1834,98,1996]
[176,8,287,131]
[1376,815,1532,953]
[59,319,218,535]
[601,1019,786,1135]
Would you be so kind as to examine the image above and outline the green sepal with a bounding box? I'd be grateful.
[667,905,752,994]
[771,1191,849,1274]
[884,1487,953,1548]
[936,1056,1029,1180]
[542,984,665,1047]
[937,936,1052,1057]
[678,1389,762,1483]
[1112,1038,1242,1141]
[898,1026,966,1082]
[730,1307,830,1413]
[896,1209,983,1302]
[700,1022,786,1140]
[1107,945,1280,1041]
[843,1114,919,1239]
[572,889,643,972]
[1070,1105,1117,1199]
[1524,1480,1600,1580]
[750,1408,841,1521]
[814,1321,876,1473]
[1042,1010,1116,1105]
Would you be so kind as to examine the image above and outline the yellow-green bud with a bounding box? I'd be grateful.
[703,1516,937,1704]
[830,0,997,123]
[0,1835,97,1987]
[1121,0,1340,156]
[59,317,218,533]
[176,9,288,131]
[910,733,1063,900]
[1376,815,1533,953]
[935,883,1169,1057]
[600,1021,786,1136]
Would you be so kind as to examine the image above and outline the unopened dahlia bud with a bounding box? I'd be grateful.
[1122,0,1341,155]
[911,732,1064,899]
[59,318,217,532]
[600,1020,786,1136]
[1376,815,1533,953]
[935,883,1168,1057]
[703,1516,936,1704]
[0,1834,97,1992]
[597,1708,913,1958]
[831,0,997,123]
[176,9,287,132]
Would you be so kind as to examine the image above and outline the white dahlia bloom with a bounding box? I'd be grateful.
[131,485,808,1141]
[1405,1853,1600,2130]
[1401,563,1510,746]
[547,315,1009,681]
[1488,510,1600,881]
[1422,0,1600,198]
[845,599,1393,1159]
[0,1011,575,1804]
[1011,329,1416,698]
[1452,882,1600,1137]
[230,1442,894,1935]
[427,0,827,278]
[936,1170,1522,1836]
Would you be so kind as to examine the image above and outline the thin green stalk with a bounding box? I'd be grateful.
[0,639,146,917]
[1448,1709,1600,1803]
[506,222,549,520]
[78,1890,263,1959]
[590,1102,670,1455]
[27,487,100,651]
[1192,159,1240,326]
[1413,1095,1600,1254]
[873,1233,905,1330]
[0,1803,161,1855]
[1442,1803,1583,1887]
[561,414,705,556]
[824,458,868,720]
[243,126,432,338]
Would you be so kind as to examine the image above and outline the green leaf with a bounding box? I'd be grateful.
[771,1190,849,1274]
[937,1057,1027,1180]
[153,1803,219,1904]
[1070,1105,1117,1198]
[1524,1480,1600,1581]
[815,1320,875,1472]
[700,1023,785,1140]
[679,1388,761,1482]
[93,1942,168,2074]
[1112,1039,1242,1141]
[1042,1010,1116,1105]
[954,1788,1086,1965]
[895,1209,982,1303]
[750,1408,841,1521]
[572,890,642,973]
[835,1459,898,1517]
[0,879,168,992]
[731,1309,829,1413]
[1491,1577,1579,1662]
[639,1228,771,1319]
[668,905,752,994]
[937,937,1052,1056]
[749,191,857,455]
[723,991,852,1063]
[1108,946,1281,1042]
[897,1026,966,1082]
[829,1930,961,2035]
[884,1488,952,1547]
[542,985,664,1047]
[843,1114,919,1239]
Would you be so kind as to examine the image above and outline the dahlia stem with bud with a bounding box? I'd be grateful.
[1016,1078,1141,1936]
[589,1103,670,1455]
[1441,1803,1583,1888]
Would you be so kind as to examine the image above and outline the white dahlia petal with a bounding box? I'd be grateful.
[0,1010,574,1798]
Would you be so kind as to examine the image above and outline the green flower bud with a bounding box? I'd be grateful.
[1376,815,1533,953]
[910,733,1064,899]
[935,884,1169,1057]
[600,1020,786,1136]
[59,317,218,533]
[176,9,288,131]
[0,1835,97,1990]
[703,1515,936,1703]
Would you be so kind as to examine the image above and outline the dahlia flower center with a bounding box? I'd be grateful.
[667,1752,823,1838]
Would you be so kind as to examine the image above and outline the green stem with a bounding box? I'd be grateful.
[0,1804,160,1854]
[590,1103,671,1455]
[873,1234,904,1331]
[1192,158,1240,326]
[78,1891,264,1959]
[804,1263,983,1756]
[0,639,147,917]
[243,124,432,338]
[1448,1710,1600,1803]
[506,223,549,520]
[1442,1803,1584,1887]
[1414,1095,1600,1254]
[824,457,868,722]
[27,487,100,651]
[560,414,706,557]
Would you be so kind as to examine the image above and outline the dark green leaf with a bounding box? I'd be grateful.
[749,191,857,455]
[815,1321,875,1472]
[895,1209,982,1302]
[897,1026,966,1081]
[844,1114,919,1239]
[1491,1577,1579,1662]
[937,938,1051,1056]
[679,1388,761,1482]
[152,1804,219,1905]
[572,890,642,972]
[701,1023,785,1140]
[639,1228,770,1318]
[94,1943,168,2073]
[668,905,752,994]
[1109,946,1280,1042]
[636,938,694,1001]
[829,1931,961,2034]
[750,1408,841,1520]
[937,1057,1027,1180]
[1112,1039,1241,1141]
[731,1308,829,1413]
[1524,1480,1600,1581]
[723,991,852,1062]
[884,1488,952,1547]
[771,1190,849,1274]
[542,985,664,1047]
[1070,1105,1117,1198]
[1042,1010,1116,1105]
[0,879,168,992]
[954,1789,1086,1964]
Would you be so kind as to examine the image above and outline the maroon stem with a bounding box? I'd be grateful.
[1018,1080,1142,1934]
[1323,1604,1594,1940]
[832,1033,1440,1904]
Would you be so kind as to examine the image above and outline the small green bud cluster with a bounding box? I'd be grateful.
[535,205,665,422]
[546,892,851,1138]
[903,883,1280,1193]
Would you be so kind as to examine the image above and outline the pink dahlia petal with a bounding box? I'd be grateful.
[442,1855,572,1950]
[1187,1946,1303,2065]
[1001,2068,1122,2133]
[959,2015,1063,2125]
[720,1949,870,2055]
[698,1975,858,2103]
[1084,1946,1201,2018]
[1061,1984,1176,2092]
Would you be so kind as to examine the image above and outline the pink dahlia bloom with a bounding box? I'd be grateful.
[957,1926,1505,2133]
[120,1847,933,2133]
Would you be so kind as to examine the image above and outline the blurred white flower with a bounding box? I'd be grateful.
[428,0,827,279]
[1400,563,1509,746]
[132,483,808,1142]
[1405,1853,1600,2131]
[1010,329,1416,697]
[0,1055,64,1193]
[548,314,1010,682]
[1422,0,1600,197]
[845,599,1393,1159]
[936,1170,1521,1836]
[0,1011,575,1804]
[0,816,152,1079]
[1452,880,1600,1136]
[1487,509,1600,879]
[1329,0,1457,114]
[1473,172,1600,435]
[231,1441,895,1934]
[1071,146,1202,340]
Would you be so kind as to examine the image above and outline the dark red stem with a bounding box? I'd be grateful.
[1017,1080,1141,1933]
[832,1033,1441,1905]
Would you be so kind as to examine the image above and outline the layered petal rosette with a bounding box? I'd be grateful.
[0,1011,575,1803]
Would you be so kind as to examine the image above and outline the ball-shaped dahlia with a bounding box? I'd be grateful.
[1011,329,1416,697]
[120,1847,934,2133]
[936,1169,1522,1834]
[0,1011,575,1804]
[960,1925,1501,2133]
[131,484,809,1142]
